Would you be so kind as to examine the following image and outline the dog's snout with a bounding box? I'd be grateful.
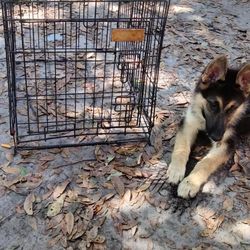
[210,132,223,142]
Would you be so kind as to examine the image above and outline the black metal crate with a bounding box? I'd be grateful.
[1,0,170,150]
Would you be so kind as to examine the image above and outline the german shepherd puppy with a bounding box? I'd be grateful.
[166,55,250,198]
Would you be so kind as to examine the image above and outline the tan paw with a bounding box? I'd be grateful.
[177,176,201,199]
[166,162,186,184]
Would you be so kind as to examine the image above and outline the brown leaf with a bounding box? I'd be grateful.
[1,143,12,149]
[121,220,138,230]
[42,189,53,201]
[39,155,55,162]
[0,176,24,188]
[150,125,163,151]
[111,176,125,197]
[5,151,14,162]
[78,240,87,250]
[24,193,36,215]
[137,182,151,193]
[52,180,70,199]
[47,234,62,247]
[93,235,106,244]
[46,214,64,230]
[95,145,115,164]
[83,206,94,221]
[122,189,131,204]
[47,194,66,217]
[86,225,99,245]
[27,216,37,231]
[77,62,85,69]
[200,215,225,237]
[223,198,234,212]
[65,212,74,235]
[1,165,20,175]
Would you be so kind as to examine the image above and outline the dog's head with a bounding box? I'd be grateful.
[196,56,250,142]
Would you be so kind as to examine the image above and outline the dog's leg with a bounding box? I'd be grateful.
[167,102,205,184]
[177,130,233,198]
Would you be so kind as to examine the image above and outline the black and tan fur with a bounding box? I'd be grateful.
[166,56,250,198]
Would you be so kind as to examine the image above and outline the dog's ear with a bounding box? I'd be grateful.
[200,55,228,88]
[236,64,250,97]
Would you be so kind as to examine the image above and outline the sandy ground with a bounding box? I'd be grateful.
[0,0,249,250]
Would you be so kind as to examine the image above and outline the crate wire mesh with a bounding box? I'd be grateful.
[1,0,170,150]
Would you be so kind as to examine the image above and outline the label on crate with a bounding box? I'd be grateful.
[111,29,145,42]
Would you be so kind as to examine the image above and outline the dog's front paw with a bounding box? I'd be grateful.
[166,162,186,184]
[177,176,201,199]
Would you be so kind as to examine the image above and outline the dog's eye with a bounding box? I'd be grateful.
[208,101,219,112]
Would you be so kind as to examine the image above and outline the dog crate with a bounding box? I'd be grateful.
[1,0,170,150]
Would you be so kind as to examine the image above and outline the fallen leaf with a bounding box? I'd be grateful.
[150,125,163,151]
[39,155,56,162]
[95,145,116,164]
[47,234,62,247]
[93,235,106,244]
[83,206,94,221]
[52,180,70,199]
[137,182,151,193]
[123,189,131,204]
[1,143,12,149]
[65,212,74,235]
[1,165,20,175]
[46,214,64,230]
[78,240,87,250]
[223,197,234,212]
[24,193,36,215]
[0,176,24,188]
[28,216,37,231]
[111,176,125,197]
[5,151,14,162]
[86,225,99,246]
[42,189,53,201]
[200,215,225,237]
[47,194,66,217]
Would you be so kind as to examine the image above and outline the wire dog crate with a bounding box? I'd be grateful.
[1,0,170,150]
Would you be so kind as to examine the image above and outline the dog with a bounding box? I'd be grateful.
[166,55,250,199]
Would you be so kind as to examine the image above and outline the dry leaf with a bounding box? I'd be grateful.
[93,235,106,244]
[47,234,62,247]
[83,206,94,221]
[47,194,66,217]
[5,151,14,162]
[28,216,37,231]
[111,176,125,197]
[223,197,234,212]
[1,143,12,149]
[42,189,53,201]
[1,165,20,175]
[137,182,151,193]
[53,180,70,199]
[77,62,85,69]
[46,214,64,230]
[65,212,74,235]
[39,155,55,162]
[123,189,131,204]
[200,215,225,237]
[78,240,87,250]
[150,125,163,151]
[0,176,24,188]
[86,225,99,246]
[24,193,36,215]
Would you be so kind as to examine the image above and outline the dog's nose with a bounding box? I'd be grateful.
[210,133,223,142]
